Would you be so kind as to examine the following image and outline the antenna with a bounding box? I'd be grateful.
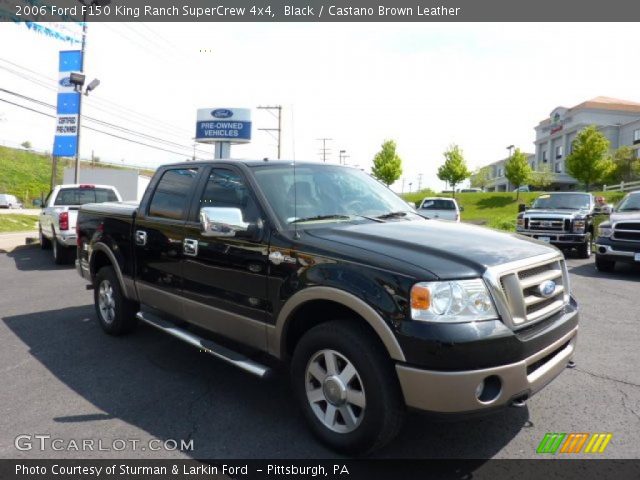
[293,153,299,240]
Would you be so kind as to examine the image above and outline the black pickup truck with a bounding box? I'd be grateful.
[77,160,579,454]
[516,192,596,258]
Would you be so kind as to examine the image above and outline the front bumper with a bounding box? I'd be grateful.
[517,230,587,246]
[396,325,578,414]
[595,239,640,264]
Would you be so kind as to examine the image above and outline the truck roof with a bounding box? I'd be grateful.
[158,160,359,169]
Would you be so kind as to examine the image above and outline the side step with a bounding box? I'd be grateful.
[136,311,272,379]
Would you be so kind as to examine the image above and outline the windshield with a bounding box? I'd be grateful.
[617,193,640,211]
[420,199,456,210]
[531,193,591,210]
[251,163,413,226]
[54,188,118,206]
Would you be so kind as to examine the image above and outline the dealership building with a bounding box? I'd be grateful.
[483,96,640,191]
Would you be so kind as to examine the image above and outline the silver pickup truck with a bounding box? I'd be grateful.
[39,184,121,264]
[595,190,640,271]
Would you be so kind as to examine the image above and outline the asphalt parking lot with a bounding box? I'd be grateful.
[0,246,639,460]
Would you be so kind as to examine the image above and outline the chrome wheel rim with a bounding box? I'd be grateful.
[98,279,116,324]
[305,349,366,434]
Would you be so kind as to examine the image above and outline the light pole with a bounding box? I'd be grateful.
[72,0,111,183]
[506,144,515,158]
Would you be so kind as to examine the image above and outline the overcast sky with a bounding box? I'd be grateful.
[1,22,639,191]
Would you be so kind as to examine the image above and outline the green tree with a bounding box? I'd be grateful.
[470,166,491,190]
[606,145,640,184]
[504,148,532,200]
[21,141,32,150]
[565,125,614,191]
[529,163,554,190]
[371,140,403,186]
[437,144,471,198]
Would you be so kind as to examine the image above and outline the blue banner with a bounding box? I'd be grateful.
[53,50,82,157]
[195,120,252,141]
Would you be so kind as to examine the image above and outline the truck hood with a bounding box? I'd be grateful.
[305,219,556,280]
[610,211,640,223]
[524,209,587,217]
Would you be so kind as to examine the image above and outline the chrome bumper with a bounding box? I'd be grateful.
[396,326,578,413]
[595,244,639,258]
[58,233,77,247]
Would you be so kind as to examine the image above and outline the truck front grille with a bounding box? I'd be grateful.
[613,222,640,242]
[527,218,566,231]
[498,258,568,328]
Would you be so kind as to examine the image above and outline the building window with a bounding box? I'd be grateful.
[542,150,548,163]
[555,145,563,159]
[634,129,640,144]
[555,162,562,174]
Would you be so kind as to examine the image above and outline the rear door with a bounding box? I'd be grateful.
[134,167,200,319]
[180,166,269,350]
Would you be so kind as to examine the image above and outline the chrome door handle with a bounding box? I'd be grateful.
[135,230,147,246]
[183,238,198,257]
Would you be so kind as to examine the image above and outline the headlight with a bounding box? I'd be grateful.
[598,224,613,238]
[573,219,586,233]
[516,217,524,229]
[410,279,498,323]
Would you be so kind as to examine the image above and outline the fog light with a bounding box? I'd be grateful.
[476,375,502,403]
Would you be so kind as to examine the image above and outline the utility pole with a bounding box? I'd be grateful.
[257,105,282,159]
[339,149,346,165]
[417,173,423,192]
[317,138,332,162]
[401,178,406,193]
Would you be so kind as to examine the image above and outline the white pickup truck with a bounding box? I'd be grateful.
[39,184,121,264]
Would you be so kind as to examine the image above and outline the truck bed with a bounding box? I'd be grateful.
[80,201,139,218]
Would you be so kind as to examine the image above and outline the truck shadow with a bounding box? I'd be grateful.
[567,260,640,280]
[3,307,527,460]
[5,244,75,271]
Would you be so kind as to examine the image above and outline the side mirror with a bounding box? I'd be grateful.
[459,206,464,212]
[199,207,249,238]
[518,203,527,213]
[415,202,421,209]
[33,199,42,207]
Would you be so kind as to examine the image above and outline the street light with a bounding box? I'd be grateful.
[506,144,515,158]
[72,0,111,183]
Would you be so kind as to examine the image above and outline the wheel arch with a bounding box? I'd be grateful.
[270,287,405,362]
[89,243,134,300]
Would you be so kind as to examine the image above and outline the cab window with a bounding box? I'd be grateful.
[198,168,261,223]
[148,168,199,220]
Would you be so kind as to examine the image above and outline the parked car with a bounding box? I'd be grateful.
[459,188,483,193]
[76,161,578,454]
[417,197,462,221]
[516,192,595,258]
[39,184,122,264]
[0,193,22,209]
[513,186,530,193]
[595,190,640,272]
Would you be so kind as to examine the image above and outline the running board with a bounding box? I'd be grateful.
[136,311,272,379]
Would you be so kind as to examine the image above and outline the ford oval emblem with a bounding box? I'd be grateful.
[538,280,556,298]
[211,109,233,119]
[59,77,72,87]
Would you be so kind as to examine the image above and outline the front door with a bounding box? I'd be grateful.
[181,166,269,350]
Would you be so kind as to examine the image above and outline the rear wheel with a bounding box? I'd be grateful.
[52,234,70,265]
[94,266,139,335]
[595,255,615,272]
[291,320,405,455]
[39,228,51,250]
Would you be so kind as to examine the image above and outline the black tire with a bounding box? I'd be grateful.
[595,255,615,273]
[39,228,51,250]
[577,233,592,259]
[291,320,405,455]
[52,234,69,265]
[94,266,139,335]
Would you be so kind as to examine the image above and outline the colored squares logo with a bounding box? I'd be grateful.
[537,433,612,454]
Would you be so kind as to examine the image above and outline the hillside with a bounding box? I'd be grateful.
[402,190,627,231]
[0,146,155,206]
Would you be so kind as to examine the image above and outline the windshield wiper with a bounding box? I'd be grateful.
[289,214,351,224]
[376,211,412,220]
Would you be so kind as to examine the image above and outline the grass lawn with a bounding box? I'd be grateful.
[402,191,627,231]
[0,214,39,233]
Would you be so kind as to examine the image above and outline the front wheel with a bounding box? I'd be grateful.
[291,321,405,455]
[94,266,139,335]
[577,233,592,259]
[595,255,615,272]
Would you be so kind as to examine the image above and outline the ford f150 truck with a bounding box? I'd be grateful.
[595,190,640,272]
[39,184,121,264]
[516,192,595,258]
[76,161,579,454]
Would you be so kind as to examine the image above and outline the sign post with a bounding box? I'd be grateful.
[195,108,252,159]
